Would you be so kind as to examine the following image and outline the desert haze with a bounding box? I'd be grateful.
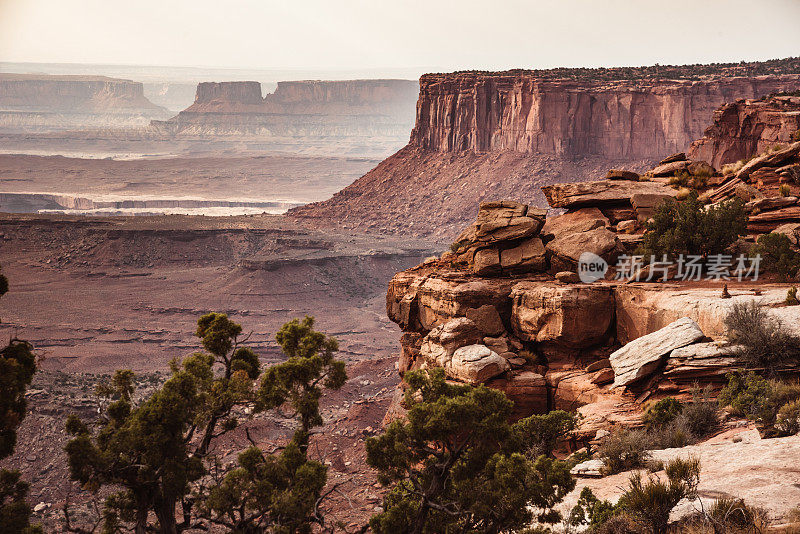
[2,1,800,533]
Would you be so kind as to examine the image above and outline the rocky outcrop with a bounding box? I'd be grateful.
[293,63,800,237]
[151,79,419,157]
[609,318,705,387]
[0,73,168,130]
[688,95,800,168]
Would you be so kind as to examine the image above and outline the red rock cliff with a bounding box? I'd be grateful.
[292,65,800,238]
[688,94,800,167]
[410,73,800,158]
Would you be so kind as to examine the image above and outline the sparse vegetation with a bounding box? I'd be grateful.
[643,398,683,429]
[722,160,745,176]
[618,457,701,534]
[781,183,793,197]
[724,300,800,373]
[597,428,650,475]
[787,286,799,305]
[365,368,575,534]
[719,371,800,434]
[668,171,709,191]
[63,314,346,534]
[793,129,800,142]
[638,192,748,261]
[0,266,42,534]
[753,232,800,280]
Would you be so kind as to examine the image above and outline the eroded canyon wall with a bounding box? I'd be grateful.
[0,73,169,130]
[291,68,800,238]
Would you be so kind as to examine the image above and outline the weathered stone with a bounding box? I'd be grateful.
[665,341,742,380]
[483,336,510,354]
[658,152,687,165]
[448,344,510,384]
[735,182,764,201]
[585,358,611,372]
[773,222,800,245]
[570,458,605,478]
[472,247,501,275]
[542,208,608,236]
[437,317,483,352]
[606,169,640,181]
[541,180,677,209]
[609,317,705,387]
[650,160,690,176]
[511,282,615,349]
[748,206,800,232]
[499,237,546,272]
[487,370,548,415]
[736,141,800,181]
[546,226,621,265]
[465,304,505,336]
[474,201,545,243]
[555,271,581,284]
[590,368,615,385]
[616,219,638,233]
[746,196,798,212]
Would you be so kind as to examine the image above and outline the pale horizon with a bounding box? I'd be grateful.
[1,0,799,75]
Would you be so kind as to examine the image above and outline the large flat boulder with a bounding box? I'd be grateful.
[541,180,675,209]
[546,226,621,265]
[511,282,615,349]
[665,341,742,381]
[609,317,705,387]
[447,344,511,384]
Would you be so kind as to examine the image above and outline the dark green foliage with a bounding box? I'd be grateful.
[596,428,650,475]
[64,313,344,534]
[0,266,41,534]
[638,193,747,261]
[753,232,800,280]
[679,385,719,438]
[508,409,578,457]
[724,300,800,373]
[618,457,700,534]
[788,287,800,305]
[776,400,800,435]
[568,487,619,529]
[718,371,800,434]
[197,316,346,533]
[642,398,683,429]
[366,369,575,534]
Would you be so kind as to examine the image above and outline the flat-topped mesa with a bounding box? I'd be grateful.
[688,94,800,168]
[411,73,800,158]
[291,60,800,238]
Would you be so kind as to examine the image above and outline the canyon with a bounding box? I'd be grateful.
[292,64,800,238]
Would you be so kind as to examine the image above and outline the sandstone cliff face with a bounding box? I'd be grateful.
[292,69,800,237]
[688,94,800,167]
[411,74,800,158]
[0,73,168,130]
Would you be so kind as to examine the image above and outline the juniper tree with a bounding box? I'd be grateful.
[365,369,575,534]
[0,265,42,534]
[64,314,345,534]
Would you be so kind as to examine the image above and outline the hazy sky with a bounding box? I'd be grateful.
[1,0,799,73]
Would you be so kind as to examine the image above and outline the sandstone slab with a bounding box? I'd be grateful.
[541,180,676,209]
[609,317,705,387]
[511,282,615,349]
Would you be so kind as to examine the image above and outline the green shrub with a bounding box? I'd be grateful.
[679,385,719,438]
[618,457,700,534]
[787,286,799,305]
[776,399,800,435]
[597,428,650,475]
[780,184,793,197]
[724,301,800,373]
[638,192,747,261]
[753,232,800,280]
[642,398,683,429]
[719,371,800,433]
[707,497,766,532]
[568,487,619,529]
[668,171,708,191]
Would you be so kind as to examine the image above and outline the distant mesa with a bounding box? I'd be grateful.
[291,58,800,238]
[0,73,169,130]
[150,79,420,156]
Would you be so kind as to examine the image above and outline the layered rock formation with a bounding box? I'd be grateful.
[0,73,168,130]
[292,62,800,238]
[151,79,419,157]
[385,147,800,435]
[688,94,800,167]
